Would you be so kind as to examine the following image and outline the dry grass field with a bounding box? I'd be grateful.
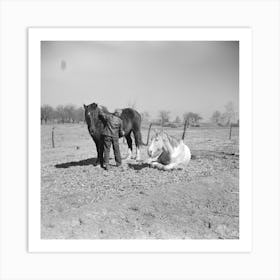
[41,123,239,239]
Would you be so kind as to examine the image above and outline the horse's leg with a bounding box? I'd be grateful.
[163,163,177,171]
[150,162,165,169]
[93,139,102,166]
[150,161,160,168]
[125,133,133,160]
[133,130,142,161]
[147,157,159,164]
[98,141,104,167]
[92,139,99,165]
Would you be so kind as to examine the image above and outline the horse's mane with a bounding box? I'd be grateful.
[164,133,180,148]
[99,105,109,114]
[86,102,109,113]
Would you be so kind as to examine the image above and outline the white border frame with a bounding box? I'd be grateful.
[28,27,252,253]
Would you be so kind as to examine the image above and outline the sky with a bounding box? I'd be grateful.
[41,41,239,121]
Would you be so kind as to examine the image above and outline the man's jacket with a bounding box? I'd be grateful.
[99,111,124,138]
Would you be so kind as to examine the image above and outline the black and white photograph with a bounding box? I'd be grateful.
[2,0,280,278]
[40,40,239,240]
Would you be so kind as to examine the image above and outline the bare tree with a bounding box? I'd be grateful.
[64,104,76,123]
[183,112,202,126]
[74,106,85,123]
[158,110,170,126]
[141,111,150,124]
[55,105,67,123]
[174,116,181,124]
[220,101,238,126]
[41,105,54,124]
[211,110,222,124]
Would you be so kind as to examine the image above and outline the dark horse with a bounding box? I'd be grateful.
[84,102,144,165]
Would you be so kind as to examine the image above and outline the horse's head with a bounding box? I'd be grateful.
[148,130,166,158]
[84,103,101,134]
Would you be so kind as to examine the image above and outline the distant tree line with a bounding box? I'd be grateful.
[149,110,203,128]
[145,102,237,128]
[130,100,203,127]
[42,101,238,127]
[41,104,85,124]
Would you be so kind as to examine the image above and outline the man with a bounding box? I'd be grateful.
[99,109,124,170]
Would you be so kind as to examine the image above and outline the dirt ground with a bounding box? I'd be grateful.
[41,123,239,239]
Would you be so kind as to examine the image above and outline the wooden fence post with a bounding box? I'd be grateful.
[146,123,153,145]
[229,123,232,140]
[182,119,188,140]
[52,127,55,148]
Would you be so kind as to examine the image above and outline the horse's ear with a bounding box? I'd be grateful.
[83,104,86,109]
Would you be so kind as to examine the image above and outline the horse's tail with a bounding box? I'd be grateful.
[132,110,152,146]
[141,123,153,146]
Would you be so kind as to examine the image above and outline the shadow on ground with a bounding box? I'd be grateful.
[55,157,98,168]
[128,162,149,170]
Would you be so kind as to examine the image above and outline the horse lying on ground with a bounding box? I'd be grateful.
[147,130,191,171]
[84,102,144,164]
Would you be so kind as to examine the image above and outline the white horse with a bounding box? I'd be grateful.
[147,131,191,171]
